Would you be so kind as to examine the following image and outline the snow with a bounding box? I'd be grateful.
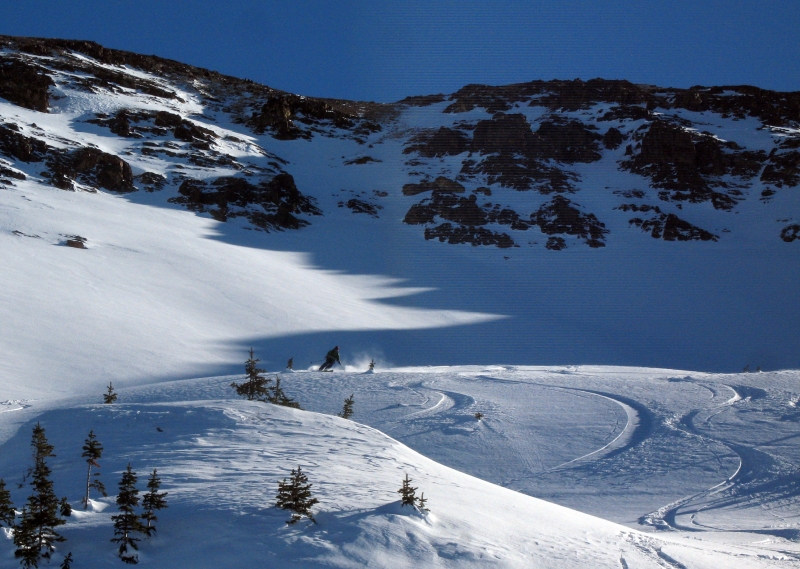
[0,48,799,567]
[2,367,799,567]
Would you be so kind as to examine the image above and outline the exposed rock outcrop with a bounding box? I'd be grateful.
[45,148,134,192]
[530,196,608,248]
[169,173,320,231]
[0,57,53,112]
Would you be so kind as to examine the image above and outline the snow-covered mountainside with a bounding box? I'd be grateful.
[0,36,798,395]
[1,35,800,567]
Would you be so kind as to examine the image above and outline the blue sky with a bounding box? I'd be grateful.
[2,0,798,102]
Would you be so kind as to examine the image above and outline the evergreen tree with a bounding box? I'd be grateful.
[14,423,68,566]
[0,478,15,527]
[230,349,273,401]
[338,394,354,419]
[286,357,293,370]
[111,464,146,564]
[268,376,301,409]
[81,430,107,509]
[13,507,38,569]
[140,469,167,537]
[368,359,375,371]
[104,382,118,404]
[415,492,429,512]
[398,473,417,507]
[275,467,319,525]
[59,552,73,569]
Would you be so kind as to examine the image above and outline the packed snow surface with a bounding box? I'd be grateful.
[1,366,799,568]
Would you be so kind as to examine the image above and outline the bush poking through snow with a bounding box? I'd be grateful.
[339,394,355,419]
[14,423,68,567]
[0,478,14,527]
[111,464,147,564]
[141,469,168,536]
[474,412,484,420]
[398,473,417,507]
[104,382,118,404]
[275,467,319,525]
[82,430,107,509]
[231,348,273,402]
[268,376,302,409]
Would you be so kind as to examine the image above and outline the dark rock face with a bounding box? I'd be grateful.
[0,124,48,162]
[444,79,649,114]
[530,196,608,248]
[424,223,514,248]
[343,156,381,165]
[629,213,719,241]
[402,176,466,196]
[169,173,320,231]
[761,151,800,188]
[46,148,134,192]
[546,236,567,250]
[403,127,470,157]
[246,94,381,141]
[0,57,53,112]
[603,127,624,150]
[339,198,381,217]
[397,93,447,107]
[457,113,601,193]
[623,120,767,211]
[136,172,166,192]
[780,224,800,242]
[404,191,488,227]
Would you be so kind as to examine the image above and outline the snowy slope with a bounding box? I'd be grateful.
[0,37,798,399]
[1,376,798,568]
[1,37,800,568]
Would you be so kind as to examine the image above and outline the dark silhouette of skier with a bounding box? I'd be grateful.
[319,346,341,371]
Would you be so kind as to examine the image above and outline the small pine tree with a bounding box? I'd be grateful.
[141,469,168,537]
[111,464,147,564]
[269,376,301,409]
[398,473,417,507]
[286,357,293,370]
[104,382,118,404]
[13,507,38,569]
[231,349,273,401]
[82,430,107,509]
[415,492,429,512]
[14,423,68,566]
[339,394,354,419]
[275,467,319,525]
[0,478,15,527]
[60,552,73,569]
[368,359,375,371]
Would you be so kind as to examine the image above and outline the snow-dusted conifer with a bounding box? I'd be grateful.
[59,552,73,569]
[416,492,429,512]
[339,394,354,419]
[15,423,68,565]
[0,478,14,527]
[13,507,38,569]
[111,464,146,564]
[286,357,293,370]
[368,359,375,371]
[231,348,273,401]
[104,382,118,404]
[81,430,106,509]
[141,469,168,536]
[398,473,417,507]
[275,467,319,525]
[269,376,301,409]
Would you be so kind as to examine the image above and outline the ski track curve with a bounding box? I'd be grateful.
[641,376,785,535]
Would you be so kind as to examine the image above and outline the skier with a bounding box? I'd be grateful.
[318,346,341,371]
